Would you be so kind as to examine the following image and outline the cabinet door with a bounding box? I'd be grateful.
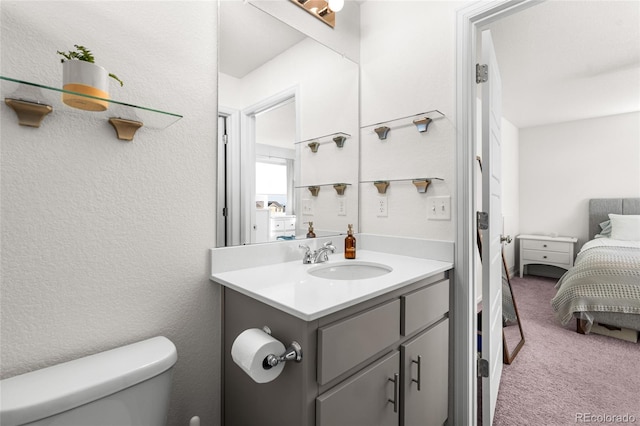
[401,318,449,426]
[316,351,399,426]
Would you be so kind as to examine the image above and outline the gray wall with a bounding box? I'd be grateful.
[0,2,219,425]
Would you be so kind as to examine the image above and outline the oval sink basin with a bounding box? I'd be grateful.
[307,261,392,280]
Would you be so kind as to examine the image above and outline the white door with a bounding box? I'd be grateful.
[481,29,503,426]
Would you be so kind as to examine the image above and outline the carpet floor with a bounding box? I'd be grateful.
[492,275,640,426]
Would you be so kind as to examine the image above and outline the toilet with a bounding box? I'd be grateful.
[0,336,177,426]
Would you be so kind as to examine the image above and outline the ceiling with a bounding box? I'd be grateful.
[488,0,640,128]
[220,1,640,128]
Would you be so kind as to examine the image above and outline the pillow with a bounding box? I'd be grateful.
[594,220,612,238]
[608,214,640,241]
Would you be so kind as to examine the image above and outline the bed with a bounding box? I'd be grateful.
[551,198,640,336]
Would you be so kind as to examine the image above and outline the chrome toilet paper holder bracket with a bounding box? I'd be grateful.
[262,326,303,369]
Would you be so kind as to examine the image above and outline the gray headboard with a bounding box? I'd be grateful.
[589,198,640,239]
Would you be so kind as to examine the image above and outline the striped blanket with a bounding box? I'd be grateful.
[551,238,640,325]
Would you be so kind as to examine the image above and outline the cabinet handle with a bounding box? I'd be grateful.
[543,255,547,259]
[543,244,547,247]
[388,373,399,413]
[411,355,422,391]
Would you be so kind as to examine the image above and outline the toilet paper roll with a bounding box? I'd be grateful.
[231,328,286,383]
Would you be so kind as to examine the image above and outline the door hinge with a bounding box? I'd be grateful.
[477,211,489,230]
[478,358,489,378]
[222,134,229,145]
[476,63,488,84]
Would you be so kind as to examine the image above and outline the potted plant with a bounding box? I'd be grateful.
[57,45,123,111]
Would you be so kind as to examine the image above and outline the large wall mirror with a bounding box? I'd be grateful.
[217,0,360,247]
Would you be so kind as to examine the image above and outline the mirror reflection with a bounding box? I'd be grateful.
[502,253,525,364]
[217,1,359,247]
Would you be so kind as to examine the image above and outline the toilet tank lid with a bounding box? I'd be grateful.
[0,336,177,426]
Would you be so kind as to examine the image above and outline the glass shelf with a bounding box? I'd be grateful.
[294,132,350,151]
[1,76,182,136]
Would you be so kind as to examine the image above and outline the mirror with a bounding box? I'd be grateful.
[217,1,359,247]
[502,252,525,364]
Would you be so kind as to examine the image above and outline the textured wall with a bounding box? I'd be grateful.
[0,2,219,425]
[359,1,461,241]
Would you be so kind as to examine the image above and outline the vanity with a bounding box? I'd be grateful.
[210,235,453,426]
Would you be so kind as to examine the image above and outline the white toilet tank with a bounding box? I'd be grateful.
[0,336,177,426]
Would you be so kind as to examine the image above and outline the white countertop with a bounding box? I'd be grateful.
[210,250,452,321]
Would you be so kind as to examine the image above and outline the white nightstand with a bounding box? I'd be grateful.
[517,234,578,278]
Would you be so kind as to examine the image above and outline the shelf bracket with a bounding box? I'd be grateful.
[4,98,53,128]
[412,117,433,133]
[333,135,347,148]
[373,181,390,194]
[308,186,320,197]
[307,141,320,153]
[108,118,143,141]
[374,126,390,140]
[412,179,432,193]
[333,183,347,195]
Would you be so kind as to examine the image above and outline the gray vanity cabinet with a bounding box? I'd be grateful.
[401,318,449,426]
[221,271,451,426]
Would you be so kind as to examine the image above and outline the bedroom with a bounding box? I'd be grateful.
[485,1,639,423]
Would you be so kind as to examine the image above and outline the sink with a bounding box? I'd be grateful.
[307,261,392,280]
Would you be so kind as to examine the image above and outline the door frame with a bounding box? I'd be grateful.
[454,1,541,423]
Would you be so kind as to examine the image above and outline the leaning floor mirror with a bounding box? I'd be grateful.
[501,252,525,364]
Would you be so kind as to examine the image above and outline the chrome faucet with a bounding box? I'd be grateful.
[299,242,336,264]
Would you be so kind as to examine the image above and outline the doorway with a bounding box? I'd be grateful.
[454,1,541,424]
[217,88,299,246]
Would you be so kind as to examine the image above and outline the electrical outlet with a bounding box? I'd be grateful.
[427,196,451,220]
[337,198,346,216]
[377,196,388,217]
[303,199,313,216]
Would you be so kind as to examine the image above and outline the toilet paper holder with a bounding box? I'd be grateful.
[261,326,303,369]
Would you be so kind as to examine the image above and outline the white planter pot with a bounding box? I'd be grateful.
[62,60,110,111]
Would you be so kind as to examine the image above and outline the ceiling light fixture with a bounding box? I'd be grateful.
[328,0,344,12]
[291,0,341,28]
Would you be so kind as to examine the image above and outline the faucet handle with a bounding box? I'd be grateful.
[299,244,312,264]
[323,241,333,247]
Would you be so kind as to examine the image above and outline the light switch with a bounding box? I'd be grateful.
[303,199,313,216]
[427,196,451,220]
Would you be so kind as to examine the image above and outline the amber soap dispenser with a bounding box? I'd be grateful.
[344,224,356,259]
[306,222,316,238]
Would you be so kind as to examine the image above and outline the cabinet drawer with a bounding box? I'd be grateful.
[521,239,569,253]
[316,351,399,426]
[522,249,569,265]
[318,299,400,385]
[401,279,449,336]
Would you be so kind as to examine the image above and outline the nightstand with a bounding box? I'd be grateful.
[517,234,578,278]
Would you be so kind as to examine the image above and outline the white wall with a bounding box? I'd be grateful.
[0,2,219,425]
[501,118,520,272]
[519,112,640,248]
[359,1,462,241]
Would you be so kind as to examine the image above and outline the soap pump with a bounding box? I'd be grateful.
[344,224,356,259]
[306,222,316,238]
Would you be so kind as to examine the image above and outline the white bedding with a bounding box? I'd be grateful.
[578,237,640,253]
